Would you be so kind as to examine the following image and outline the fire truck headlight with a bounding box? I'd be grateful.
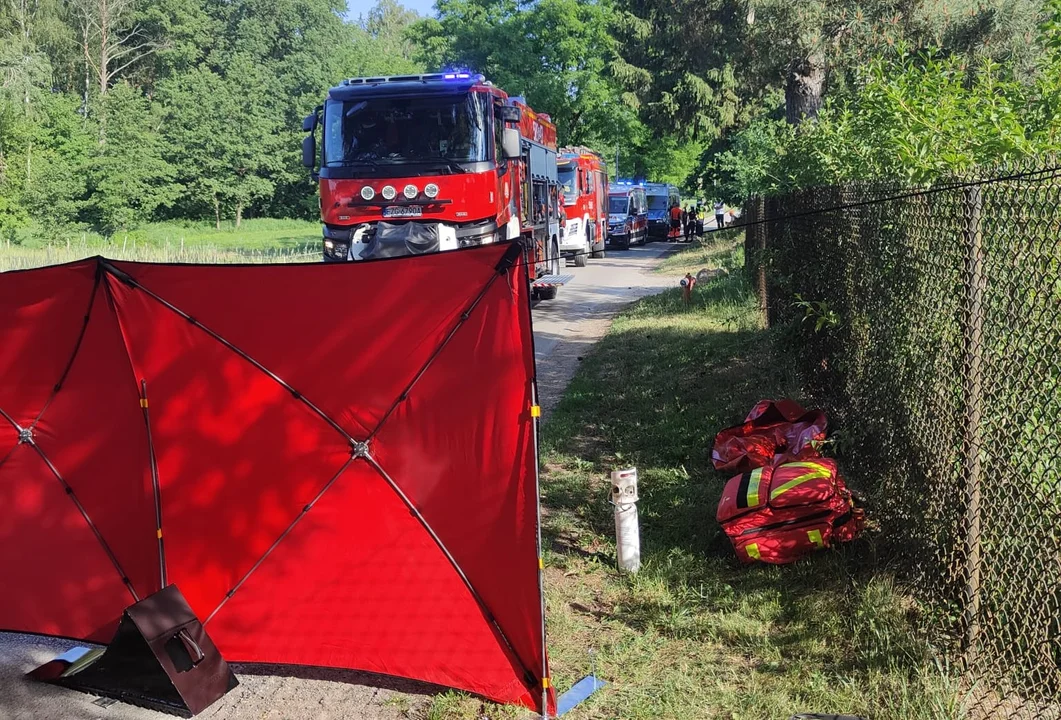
[381,185,397,200]
[403,184,419,199]
[322,239,348,259]
[360,186,375,201]
[424,183,440,198]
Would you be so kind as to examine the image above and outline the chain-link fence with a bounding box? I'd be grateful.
[744,161,1061,719]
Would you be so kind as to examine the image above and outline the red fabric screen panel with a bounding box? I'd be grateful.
[0,244,551,713]
[372,266,546,692]
[0,441,133,641]
[35,280,158,606]
[0,261,138,640]
[0,262,97,424]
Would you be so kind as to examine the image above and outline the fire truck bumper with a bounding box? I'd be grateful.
[559,219,585,253]
[321,220,499,261]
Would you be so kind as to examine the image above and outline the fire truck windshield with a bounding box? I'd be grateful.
[323,92,490,168]
[557,164,577,203]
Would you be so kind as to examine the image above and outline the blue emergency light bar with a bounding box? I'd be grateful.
[341,72,485,86]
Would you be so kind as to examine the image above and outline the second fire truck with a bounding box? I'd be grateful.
[556,147,609,266]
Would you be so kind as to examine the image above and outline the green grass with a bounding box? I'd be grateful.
[532,234,964,719]
[654,231,746,276]
[0,218,321,271]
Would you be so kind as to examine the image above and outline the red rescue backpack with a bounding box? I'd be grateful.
[711,399,827,475]
[717,459,864,564]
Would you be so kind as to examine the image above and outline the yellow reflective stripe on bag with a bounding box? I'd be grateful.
[745,544,760,560]
[746,467,763,508]
[807,529,824,548]
[769,462,832,500]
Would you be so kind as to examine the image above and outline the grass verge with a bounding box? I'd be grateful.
[0,218,321,271]
[534,233,963,720]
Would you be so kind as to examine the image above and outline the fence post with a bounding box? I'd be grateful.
[743,198,755,279]
[756,196,768,328]
[962,186,985,666]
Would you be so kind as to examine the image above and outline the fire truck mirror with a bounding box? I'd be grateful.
[499,105,521,124]
[501,127,521,160]
[302,112,318,132]
[301,135,316,169]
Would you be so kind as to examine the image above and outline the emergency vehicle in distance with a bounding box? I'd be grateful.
[301,72,567,299]
[557,147,609,266]
[644,182,680,240]
[607,181,649,248]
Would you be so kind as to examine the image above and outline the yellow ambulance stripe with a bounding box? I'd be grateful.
[783,461,830,471]
[769,463,832,500]
[746,467,763,508]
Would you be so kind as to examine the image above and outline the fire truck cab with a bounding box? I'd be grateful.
[301,72,567,298]
[557,147,609,266]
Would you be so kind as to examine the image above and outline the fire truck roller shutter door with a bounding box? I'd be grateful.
[529,144,556,181]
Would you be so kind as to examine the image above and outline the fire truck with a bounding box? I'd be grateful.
[557,147,609,266]
[301,72,568,299]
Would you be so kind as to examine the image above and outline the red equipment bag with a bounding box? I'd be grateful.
[717,459,864,564]
[711,399,827,474]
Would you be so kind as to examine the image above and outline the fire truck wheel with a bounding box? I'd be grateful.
[590,229,605,259]
[573,246,588,267]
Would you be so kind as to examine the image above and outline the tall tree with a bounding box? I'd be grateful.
[84,81,176,230]
[415,0,641,150]
[160,63,284,227]
[359,0,420,70]
[71,0,163,97]
[617,0,1047,139]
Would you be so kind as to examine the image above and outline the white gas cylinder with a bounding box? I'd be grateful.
[610,468,641,573]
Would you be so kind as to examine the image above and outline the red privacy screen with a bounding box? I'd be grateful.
[0,242,553,714]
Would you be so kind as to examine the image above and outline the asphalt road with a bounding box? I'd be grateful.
[0,240,685,720]
[534,240,683,417]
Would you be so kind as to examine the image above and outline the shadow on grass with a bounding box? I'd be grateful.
[539,267,934,696]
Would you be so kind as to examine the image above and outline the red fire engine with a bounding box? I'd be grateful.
[557,147,609,266]
[301,72,567,299]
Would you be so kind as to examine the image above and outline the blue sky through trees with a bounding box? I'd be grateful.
[348,0,433,19]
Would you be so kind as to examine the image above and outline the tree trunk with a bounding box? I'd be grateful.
[235,202,242,229]
[83,64,90,117]
[74,0,159,97]
[213,195,221,230]
[100,5,109,96]
[785,53,825,125]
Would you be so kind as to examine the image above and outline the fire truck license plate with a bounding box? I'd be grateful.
[383,206,423,218]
